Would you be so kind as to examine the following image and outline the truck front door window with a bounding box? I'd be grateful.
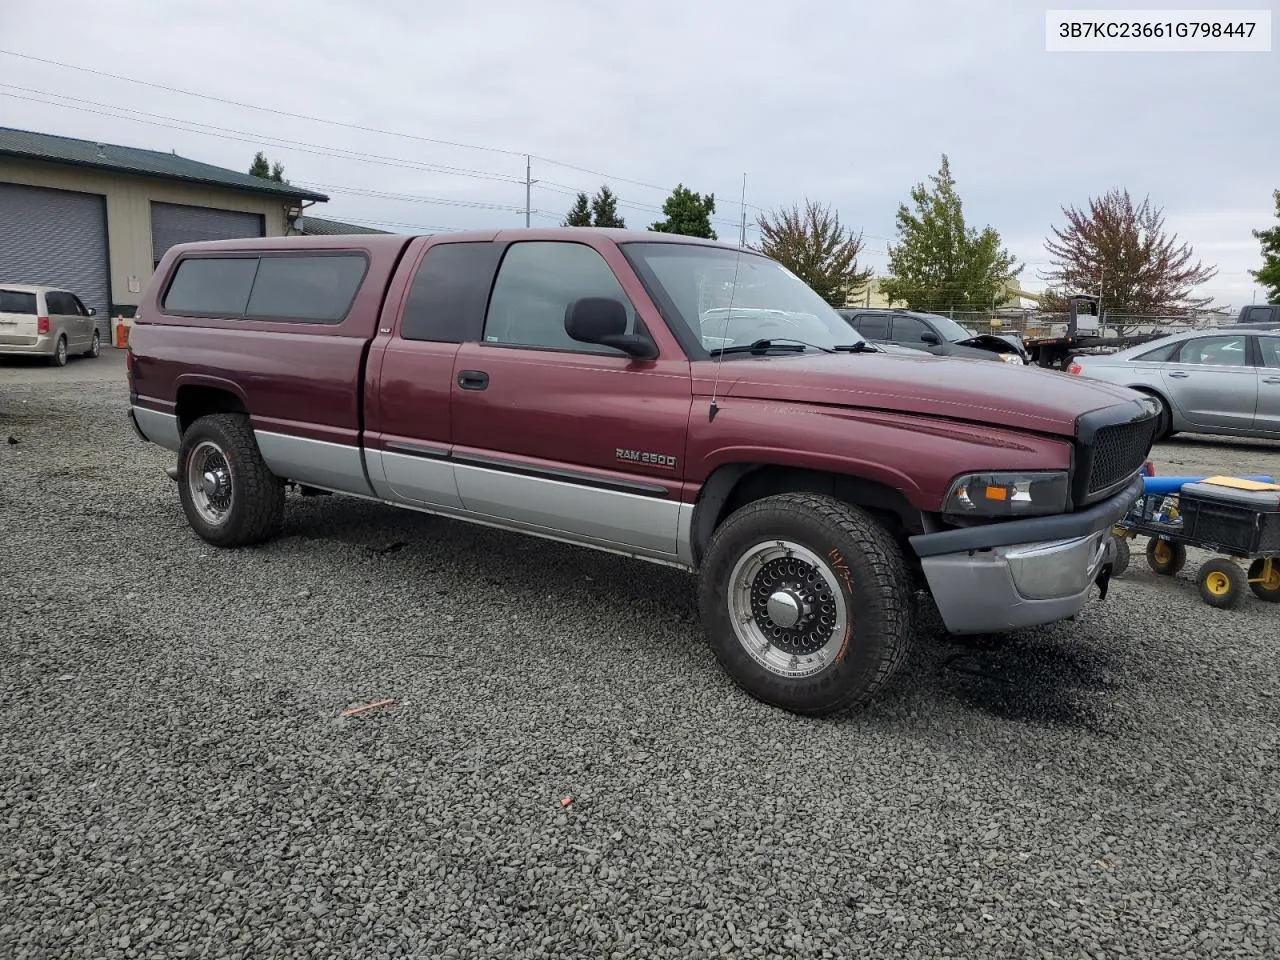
[483,242,638,354]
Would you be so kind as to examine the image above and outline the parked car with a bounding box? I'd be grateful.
[127,229,1158,717]
[0,283,101,366]
[1217,302,1280,332]
[838,308,1028,363]
[1067,328,1280,440]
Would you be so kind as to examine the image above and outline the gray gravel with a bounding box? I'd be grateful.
[3,352,1279,959]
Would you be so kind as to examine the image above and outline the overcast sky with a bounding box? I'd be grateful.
[1,0,1276,308]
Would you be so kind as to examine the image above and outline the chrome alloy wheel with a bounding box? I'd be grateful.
[187,440,233,526]
[727,540,849,679]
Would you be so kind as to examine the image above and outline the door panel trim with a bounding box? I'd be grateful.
[452,450,670,498]
[383,439,451,460]
[453,462,681,558]
[367,449,464,509]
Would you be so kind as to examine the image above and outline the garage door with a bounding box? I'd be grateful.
[151,202,265,267]
[0,182,111,337]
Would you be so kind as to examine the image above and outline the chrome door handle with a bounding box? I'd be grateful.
[1168,371,1189,378]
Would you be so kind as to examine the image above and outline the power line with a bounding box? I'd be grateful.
[0,49,529,159]
[0,86,524,185]
[0,48,763,211]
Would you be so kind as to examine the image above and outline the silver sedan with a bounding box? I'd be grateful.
[1067,327,1280,441]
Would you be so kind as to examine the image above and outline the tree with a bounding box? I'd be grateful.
[248,151,288,183]
[1251,189,1280,303]
[1042,187,1218,318]
[879,154,1021,312]
[754,199,873,306]
[563,192,593,226]
[650,184,717,239]
[590,186,626,228]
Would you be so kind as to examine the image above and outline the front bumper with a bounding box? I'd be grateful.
[909,475,1142,635]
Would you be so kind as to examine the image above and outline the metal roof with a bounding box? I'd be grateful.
[296,215,390,236]
[0,127,328,203]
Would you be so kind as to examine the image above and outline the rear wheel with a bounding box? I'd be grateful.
[1146,537,1186,576]
[1247,557,1280,602]
[177,413,284,547]
[697,493,912,717]
[48,336,67,367]
[1110,534,1131,577]
[1133,389,1173,440]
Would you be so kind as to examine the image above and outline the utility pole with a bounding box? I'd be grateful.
[524,155,538,227]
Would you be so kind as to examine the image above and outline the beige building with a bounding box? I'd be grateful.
[1,127,329,334]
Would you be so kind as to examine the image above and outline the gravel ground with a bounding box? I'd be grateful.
[2,352,1278,959]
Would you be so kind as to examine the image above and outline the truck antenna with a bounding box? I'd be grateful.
[708,172,747,423]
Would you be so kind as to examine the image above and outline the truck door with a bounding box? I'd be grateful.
[1160,333,1258,431]
[448,238,694,563]
[364,239,505,510]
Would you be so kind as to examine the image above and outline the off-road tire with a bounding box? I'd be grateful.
[1247,557,1280,603]
[698,492,912,717]
[177,413,285,547]
[1146,537,1186,576]
[1196,557,1243,610]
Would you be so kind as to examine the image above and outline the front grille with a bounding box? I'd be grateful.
[1084,417,1159,496]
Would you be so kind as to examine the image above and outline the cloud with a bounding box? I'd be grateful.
[1,0,1274,307]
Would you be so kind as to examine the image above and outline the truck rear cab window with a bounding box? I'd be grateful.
[162,253,368,323]
[164,257,257,316]
[0,290,38,314]
[482,241,638,354]
[401,242,504,342]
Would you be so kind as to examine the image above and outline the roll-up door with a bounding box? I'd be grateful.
[150,202,266,266]
[0,182,110,336]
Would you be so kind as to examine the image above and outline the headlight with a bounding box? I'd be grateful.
[999,352,1024,364]
[943,471,1069,518]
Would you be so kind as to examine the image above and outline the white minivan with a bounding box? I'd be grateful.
[0,283,101,366]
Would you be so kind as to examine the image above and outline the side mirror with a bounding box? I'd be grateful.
[87,307,97,317]
[920,331,940,344]
[564,297,657,360]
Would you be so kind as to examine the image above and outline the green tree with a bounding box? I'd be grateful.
[1251,189,1280,303]
[649,184,717,239]
[563,192,593,226]
[755,199,873,306]
[590,186,626,228]
[249,151,288,183]
[1043,187,1217,316]
[879,154,1021,311]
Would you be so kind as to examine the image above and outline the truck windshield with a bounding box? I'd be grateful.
[621,242,866,357]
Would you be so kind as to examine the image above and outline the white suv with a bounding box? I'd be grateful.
[0,283,101,366]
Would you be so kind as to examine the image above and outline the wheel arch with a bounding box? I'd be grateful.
[689,462,925,569]
[175,377,251,435]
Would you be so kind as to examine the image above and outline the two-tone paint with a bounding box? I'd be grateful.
[128,228,1157,629]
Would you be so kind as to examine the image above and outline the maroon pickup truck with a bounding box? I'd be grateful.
[126,228,1159,716]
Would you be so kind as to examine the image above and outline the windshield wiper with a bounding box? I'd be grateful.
[831,342,880,353]
[708,338,835,357]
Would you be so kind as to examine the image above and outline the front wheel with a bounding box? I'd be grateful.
[84,330,101,358]
[697,493,912,717]
[177,413,285,547]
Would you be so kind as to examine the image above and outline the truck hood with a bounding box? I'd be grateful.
[703,350,1145,436]
[953,333,1026,357]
